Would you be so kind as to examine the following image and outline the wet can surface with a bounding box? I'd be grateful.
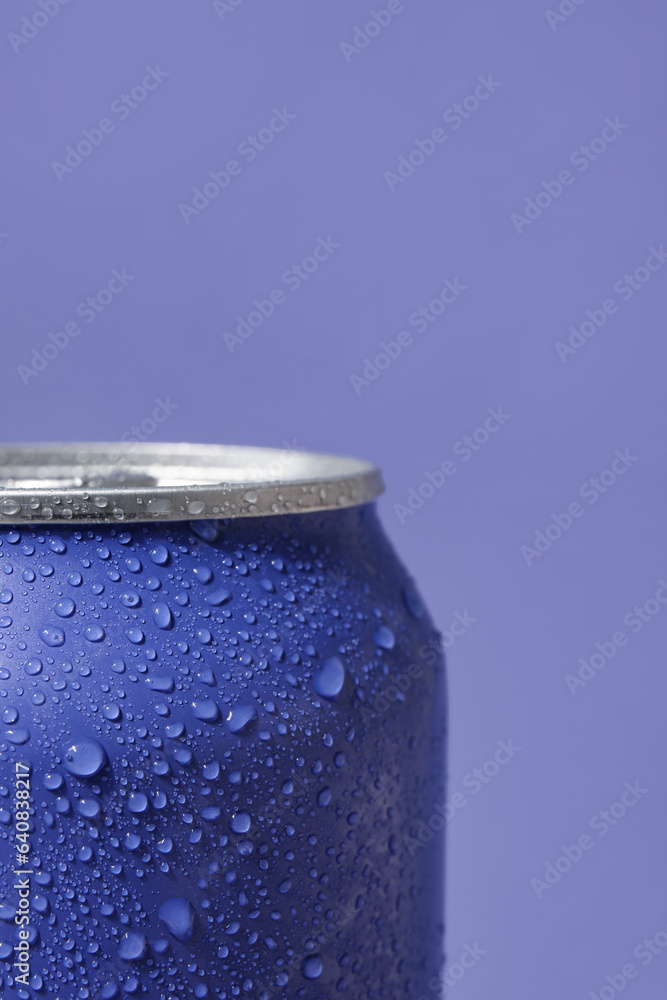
[0,445,446,1000]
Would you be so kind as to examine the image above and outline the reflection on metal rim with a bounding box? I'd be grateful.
[0,442,384,524]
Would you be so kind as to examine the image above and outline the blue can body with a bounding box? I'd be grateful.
[0,505,446,999]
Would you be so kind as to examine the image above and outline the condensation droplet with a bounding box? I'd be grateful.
[230,811,251,834]
[204,588,232,607]
[40,625,65,647]
[149,544,170,566]
[55,599,76,618]
[152,602,173,630]
[4,727,30,745]
[43,772,64,792]
[302,955,323,980]
[158,897,196,942]
[191,698,220,723]
[63,738,107,778]
[127,792,149,814]
[84,624,105,642]
[117,931,147,961]
[313,657,346,699]
[225,704,257,734]
[374,625,395,650]
[317,787,332,807]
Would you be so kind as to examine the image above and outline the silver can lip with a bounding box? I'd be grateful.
[0,442,384,524]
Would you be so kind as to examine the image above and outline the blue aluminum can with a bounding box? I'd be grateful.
[0,444,446,1000]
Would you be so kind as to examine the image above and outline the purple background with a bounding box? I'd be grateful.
[1,1,666,996]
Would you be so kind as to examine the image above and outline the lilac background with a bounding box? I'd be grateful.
[1,1,666,996]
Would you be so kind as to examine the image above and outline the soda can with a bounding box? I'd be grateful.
[0,443,446,999]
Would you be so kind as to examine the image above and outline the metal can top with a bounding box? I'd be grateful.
[0,442,384,524]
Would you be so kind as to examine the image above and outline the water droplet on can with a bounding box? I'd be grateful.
[403,583,425,618]
[230,811,251,834]
[204,588,232,606]
[43,772,64,791]
[302,955,323,979]
[225,704,257,734]
[152,601,173,630]
[313,657,346,699]
[159,897,196,942]
[63,738,107,778]
[149,544,170,566]
[127,792,149,814]
[40,625,65,647]
[191,698,220,722]
[4,727,30,745]
[117,931,147,961]
[77,798,101,819]
[84,624,105,642]
[317,787,332,806]
[373,625,395,650]
[146,675,174,693]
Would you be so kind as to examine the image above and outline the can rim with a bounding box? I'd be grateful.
[0,442,384,524]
